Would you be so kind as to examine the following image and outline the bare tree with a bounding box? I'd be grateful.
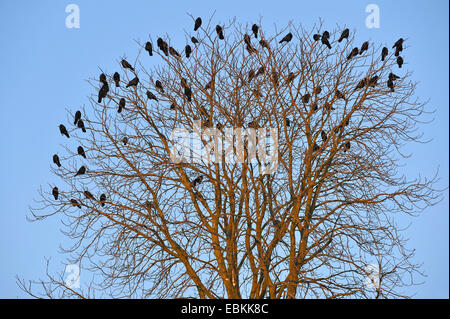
[21,17,441,299]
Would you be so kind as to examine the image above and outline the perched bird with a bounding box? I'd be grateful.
[311,103,318,112]
[122,136,129,145]
[70,199,81,209]
[302,93,310,104]
[248,69,255,82]
[325,102,335,112]
[244,33,251,46]
[170,103,176,110]
[381,47,388,61]
[246,43,257,54]
[113,72,120,87]
[279,32,293,44]
[216,25,224,39]
[256,66,265,77]
[77,119,86,133]
[126,77,139,88]
[191,175,203,187]
[321,130,328,142]
[393,38,404,49]
[321,36,332,49]
[121,59,134,71]
[194,17,202,31]
[157,38,169,56]
[355,78,367,91]
[98,82,109,103]
[259,39,270,50]
[387,79,395,92]
[118,98,125,113]
[169,47,180,57]
[312,142,320,152]
[284,118,291,127]
[185,45,192,58]
[313,86,322,95]
[52,186,59,200]
[252,24,259,38]
[204,80,213,90]
[53,154,61,167]
[75,165,86,176]
[313,34,321,41]
[145,41,153,56]
[191,36,199,44]
[389,72,400,81]
[184,86,192,102]
[180,77,188,89]
[397,56,404,68]
[359,41,369,55]
[59,124,70,138]
[338,28,349,42]
[99,193,106,207]
[322,31,330,39]
[394,44,403,57]
[74,110,81,125]
[99,73,107,84]
[368,75,379,87]
[347,47,359,60]
[343,141,351,152]
[155,80,164,93]
[146,91,158,101]
[335,90,345,100]
[77,145,86,159]
[84,190,95,200]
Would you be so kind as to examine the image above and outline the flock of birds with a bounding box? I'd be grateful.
[50,17,406,209]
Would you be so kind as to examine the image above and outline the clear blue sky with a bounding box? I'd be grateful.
[0,0,448,298]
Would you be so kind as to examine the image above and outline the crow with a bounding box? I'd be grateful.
[121,59,134,71]
[98,82,109,103]
[145,41,153,56]
[347,47,359,60]
[216,25,224,39]
[204,80,212,90]
[335,90,345,100]
[170,102,176,110]
[84,190,95,200]
[368,75,379,87]
[77,119,86,133]
[194,17,202,31]
[313,143,320,152]
[77,145,86,159]
[302,93,310,104]
[126,77,139,88]
[322,31,330,39]
[191,175,203,187]
[389,72,400,81]
[113,72,120,87]
[338,28,349,42]
[59,124,70,138]
[397,56,404,68]
[321,130,328,142]
[252,24,259,38]
[279,32,293,44]
[74,110,81,125]
[191,36,199,44]
[343,141,351,152]
[394,44,403,57]
[52,186,59,200]
[244,33,251,46]
[118,98,125,113]
[157,38,169,56]
[99,193,106,207]
[381,47,388,61]
[359,41,369,55]
[53,154,61,167]
[122,136,128,145]
[321,36,332,49]
[387,79,395,92]
[99,73,107,84]
[285,118,291,127]
[70,199,81,209]
[393,38,404,49]
[355,78,367,91]
[313,34,321,41]
[312,103,318,112]
[184,86,192,102]
[146,91,158,101]
[259,39,270,50]
[155,80,164,93]
[185,45,192,58]
[169,47,180,57]
[75,165,86,176]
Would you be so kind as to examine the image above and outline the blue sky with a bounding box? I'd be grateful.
[0,0,448,298]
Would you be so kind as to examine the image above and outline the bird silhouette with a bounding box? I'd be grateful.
[256,66,265,77]
[389,72,400,81]
[246,44,257,54]
[121,59,134,71]
[313,143,320,152]
[98,82,109,103]
[321,37,331,49]
[393,38,404,49]
[53,154,61,167]
[99,193,106,207]
[397,56,404,68]
[74,110,81,125]
[145,42,153,56]
[368,75,379,87]
[157,38,169,56]
[394,44,403,57]
[75,165,86,176]
[338,28,349,42]
[184,86,192,102]
[302,93,310,104]
[191,36,199,44]
[313,34,321,41]
[321,130,328,142]
[113,72,120,87]
[322,31,330,39]
[194,17,202,31]
[259,39,270,50]
[126,77,139,88]
[216,25,224,39]
[355,78,367,91]
[279,32,293,44]
[77,119,86,133]
[70,199,81,209]
[387,79,395,92]
[185,45,192,58]
[84,190,95,200]
[343,141,351,152]
[155,80,164,93]
[118,98,125,113]
[359,41,369,55]
[59,124,70,138]
[169,47,180,57]
[99,73,107,84]
[248,69,255,82]
[180,77,188,89]
[122,136,128,145]
[244,33,251,46]
[52,186,59,200]
[146,91,158,101]
[335,90,345,100]
[381,47,388,61]
[77,145,86,159]
[252,24,259,38]
[347,47,359,60]
[191,175,203,187]
[204,80,212,90]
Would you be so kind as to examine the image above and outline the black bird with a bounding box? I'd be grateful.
[155,80,164,93]
[322,31,330,39]
[70,199,81,209]
[121,59,134,71]
[98,82,109,103]
[355,78,367,91]
[368,75,379,87]
[312,142,320,152]
[393,38,404,49]
[338,28,349,42]
[394,44,403,57]
[126,76,139,88]
[285,118,291,127]
[84,190,95,200]
[347,47,359,60]
[388,72,400,81]
[204,80,212,90]
[321,130,327,142]
[113,72,120,87]
[312,103,318,112]
[335,90,345,100]
[244,33,251,46]
[118,98,125,113]
[52,186,59,200]
[387,79,395,92]
[184,86,192,102]
[216,25,224,39]
[397,56,404,68]
[321,36,331,49]
[145,41,153,56]
[170,103,176,110]
[75,165,86,176]
[279,32,293,44]
[77,119,86,133]
[180,77,188,89]
[259,39,270,50]
[122,136,129,145]
[157,38,169,56]
[53,154,61,167]
[256,66,265,77]
[185,45,192,58]
[146,91,158,101]
[302,93,310,104]
[359,41,369,55]
[99,193,106,207]
[381,47,388,61]
[169,47,180,57]
[99,73,107,84]
[191,175,203,187]
[194,17,202,31]
[77,145,86,159]
[313,34,321,41]
[252,24,259,38]
[191,36,199,44]
[59,124,70,138]
[74,110,81,125]
[343,141,351,152]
